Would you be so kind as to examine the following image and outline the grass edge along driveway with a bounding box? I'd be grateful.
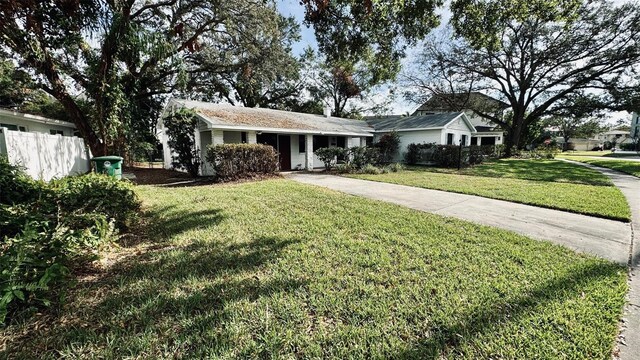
[348,159,631,222]
[558,155,640,178]
[2,179,628,359]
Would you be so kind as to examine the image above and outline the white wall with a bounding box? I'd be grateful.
[0,128,90,181]
[376,130,442,162]
[0,116,74,136]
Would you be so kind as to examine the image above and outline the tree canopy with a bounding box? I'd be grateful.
[0,0,293,156]
[406,0,640,155]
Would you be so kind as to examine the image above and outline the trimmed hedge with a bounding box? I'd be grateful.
[206,144,279,181]
[405,143,499,167]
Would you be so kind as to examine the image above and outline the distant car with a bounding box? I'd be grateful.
[591,145,603,151]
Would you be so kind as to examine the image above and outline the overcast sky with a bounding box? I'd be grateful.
[275,0,632,123]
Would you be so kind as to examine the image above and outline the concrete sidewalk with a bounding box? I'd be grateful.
[287,173,631,264]
[561,159,640,360]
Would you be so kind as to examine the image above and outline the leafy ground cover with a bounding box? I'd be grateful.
[1,179,627,359]
[349,159,631,221]
[558,156,640,178]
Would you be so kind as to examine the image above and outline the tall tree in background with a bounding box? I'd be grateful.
[0,0,288,156]
[189,15,307,110]
[301,0,442,115]
[408,0,640,156]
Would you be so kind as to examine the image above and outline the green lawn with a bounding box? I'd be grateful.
[2,180,627,359]
[349,159,631,222]
[559,156,640,178]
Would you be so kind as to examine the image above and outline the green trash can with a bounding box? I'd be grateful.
[91,156,123,179]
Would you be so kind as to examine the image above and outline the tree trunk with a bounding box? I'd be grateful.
[504,123,524,157]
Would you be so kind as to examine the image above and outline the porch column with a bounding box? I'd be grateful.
[211,130,224,145]
[247,131,257,144]
[305,134,314,171]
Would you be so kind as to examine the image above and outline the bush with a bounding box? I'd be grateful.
[206,144,279,181]
[385,163,405,172]
[374,131,400,164]
[0,162,140,324]
[334,163,354,174]
[50,173,140,229]
[405,143,500,168]
[315,147,347,171]
[347,146,380,169]
[163,108,201,177]
[620,142,638,151]
[359,164,383,174]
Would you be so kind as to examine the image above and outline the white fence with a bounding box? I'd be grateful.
[0,128,91,181]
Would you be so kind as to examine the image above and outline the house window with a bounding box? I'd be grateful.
[299,135,306,153]
[241,132,247,143]
[50,129,64,136]
[461,135,468,146]
[313,135,329,151]
[446,133,454,145]
[1,123,18,131]
[19,126,26,132]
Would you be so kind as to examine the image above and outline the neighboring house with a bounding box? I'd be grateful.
[0,109,89,181]
[631,112,639,139]
[0,108,77,136]
[597,130,631,145]
[365,112,476,162]
[413,92,508,146]
[159,99,373,174]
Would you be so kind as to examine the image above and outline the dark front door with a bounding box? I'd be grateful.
[278,135,291,171]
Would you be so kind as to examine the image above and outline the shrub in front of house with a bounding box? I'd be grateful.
[405,143,498,167]
[347,146,380,169]
[374,131,400,164]
[1,157,140,324]
[163,108,201,177]
[315,147,347,171]
[206,144,279,181]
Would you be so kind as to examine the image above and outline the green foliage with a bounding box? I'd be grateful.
[0,0,296,156]
[347,146,380,169]
[301,0,441,84]
[205,144,279,182]
[405,143,499,167]
[51,173,140,229]
[163,109,201,177]
[315,147,347,170]
[0,161,139,324]
[374,131,401,164]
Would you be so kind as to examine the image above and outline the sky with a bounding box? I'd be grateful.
[275,0,632,124]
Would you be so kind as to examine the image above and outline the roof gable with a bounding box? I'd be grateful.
[415,92,509,113]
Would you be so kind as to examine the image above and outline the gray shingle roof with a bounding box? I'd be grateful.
[365,113,465,131]
[170,99,373,136]
[415,92,509,113]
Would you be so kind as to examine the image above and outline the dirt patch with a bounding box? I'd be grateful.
[124,167,194,185]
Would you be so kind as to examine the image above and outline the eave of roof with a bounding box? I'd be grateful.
[0,108,75,128]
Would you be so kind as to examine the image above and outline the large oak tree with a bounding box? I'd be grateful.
[407,0,640,155]
[0,0,289,156]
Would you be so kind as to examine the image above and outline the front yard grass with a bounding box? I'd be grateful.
[2,179,627,359]
[559,156,640,178]
[349,159,631,222]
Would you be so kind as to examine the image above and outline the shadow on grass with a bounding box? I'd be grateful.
[2,204,303,358]
[394,261,623,359]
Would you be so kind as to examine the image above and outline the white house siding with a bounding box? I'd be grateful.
[380,129,442,162]
[0,116,75,136]
[0,128,89,181]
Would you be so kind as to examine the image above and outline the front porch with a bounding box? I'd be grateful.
[197,129,369,175]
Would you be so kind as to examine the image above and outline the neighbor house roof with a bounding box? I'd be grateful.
[0,108,75,128]
[414,92,509,113]
[365,112,476,132]
[166,99,373,137]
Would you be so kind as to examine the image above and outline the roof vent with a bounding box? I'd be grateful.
[323,105,332,118]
